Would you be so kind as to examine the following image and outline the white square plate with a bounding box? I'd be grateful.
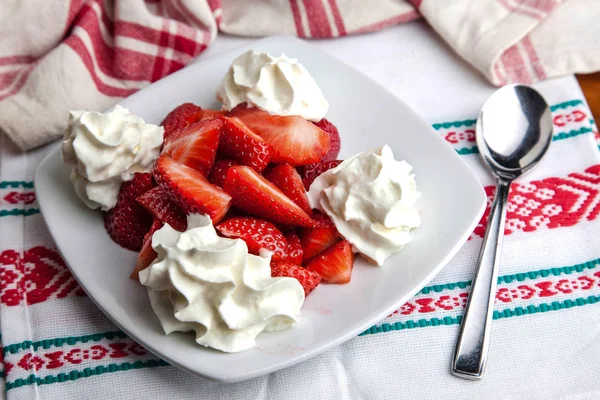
[35,36,485,382]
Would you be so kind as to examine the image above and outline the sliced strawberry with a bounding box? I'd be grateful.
[104,173,154,251]
[216,217,289,261]
[208,159,238,188]
[314,118,340,162]
[218,116,272,172]
[198,108,225,120]
[153,155,231,223]
[264,163,312,216]
[228,105,329,166]
[284,231,303,265]
[271,261,321,296]
[161,103,202,140]
[161,103,225,140]
[131,219,163,281]
[297,160,343,190]
[137,186,187,232]
[223,165,315,227]
[299,211,340,261]
[305,240,354,284]
[161,118,222,176]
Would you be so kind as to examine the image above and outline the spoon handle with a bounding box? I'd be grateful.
[451,179,511,379]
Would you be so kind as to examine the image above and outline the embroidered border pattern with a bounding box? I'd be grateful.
[433,99,596,155]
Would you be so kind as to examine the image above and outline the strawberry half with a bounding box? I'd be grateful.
[228,105,329,166]
[284,231,303,265]
[223,165,315,228]
[271,261,321,296]
[299,210,340,261]
[314,118,340,162]
[218,116,272,172]
[305,240,354,284]
[137,186,187,232]
[161,104,224,140]
[264,163,312,216]
[298,160,343,190]
[208,159,238,188]
[216,217,289,261]
[161,103,203,140]
[131,219,163,281]
[161,118,222,176]
[153,155,231,224]
[104,173,154,251]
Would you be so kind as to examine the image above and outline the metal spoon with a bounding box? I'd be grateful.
[451,84,553,380]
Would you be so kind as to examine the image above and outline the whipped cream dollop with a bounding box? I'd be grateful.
[61,105,164,210]
[308,145,421,265]
[216,50,328,121]
[138,214,305,353]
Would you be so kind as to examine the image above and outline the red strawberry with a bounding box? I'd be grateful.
[305,240,354,284]
[161,118,222,176]
[271,261,321,296]
[137,186,187,232]
[218,116,272,172]
[223,165,315,227]
[264,163,312,216]
[104,173,154,251]
[131,219,163,281]
[314,118,340,162]
[299,211,340,261]
[208,159,238,188]
[198,109,226,119]
[161,103,202,139]
[284,231,303,265]
[216,217,289,261]
[161,103,224,140]
[298,160,343,190]
[153,155,231,224]
[228,105,329,166]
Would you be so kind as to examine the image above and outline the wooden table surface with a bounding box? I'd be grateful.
[577,73,600,121]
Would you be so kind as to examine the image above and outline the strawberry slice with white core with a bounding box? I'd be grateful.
[228,105,329,166]
[265,163,312,216]
[223,165,315,227]
[161,118,222,176]
[218,116,272,172]
[299,210,340,261]
[153,155,231,224]
[305,240,354,284]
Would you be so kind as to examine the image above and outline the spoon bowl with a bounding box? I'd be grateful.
[476,85,554,179]
[452,84,553,380]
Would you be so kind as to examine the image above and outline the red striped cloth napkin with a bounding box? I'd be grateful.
[1,0,599,149]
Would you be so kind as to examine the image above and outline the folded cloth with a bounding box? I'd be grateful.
[0,0,599,151]
[1,24,600,399]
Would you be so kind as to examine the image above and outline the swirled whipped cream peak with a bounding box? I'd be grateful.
[61,105,164,210]
[307,145,421,265]
[216,50,329,121]
[138,214,305,353]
